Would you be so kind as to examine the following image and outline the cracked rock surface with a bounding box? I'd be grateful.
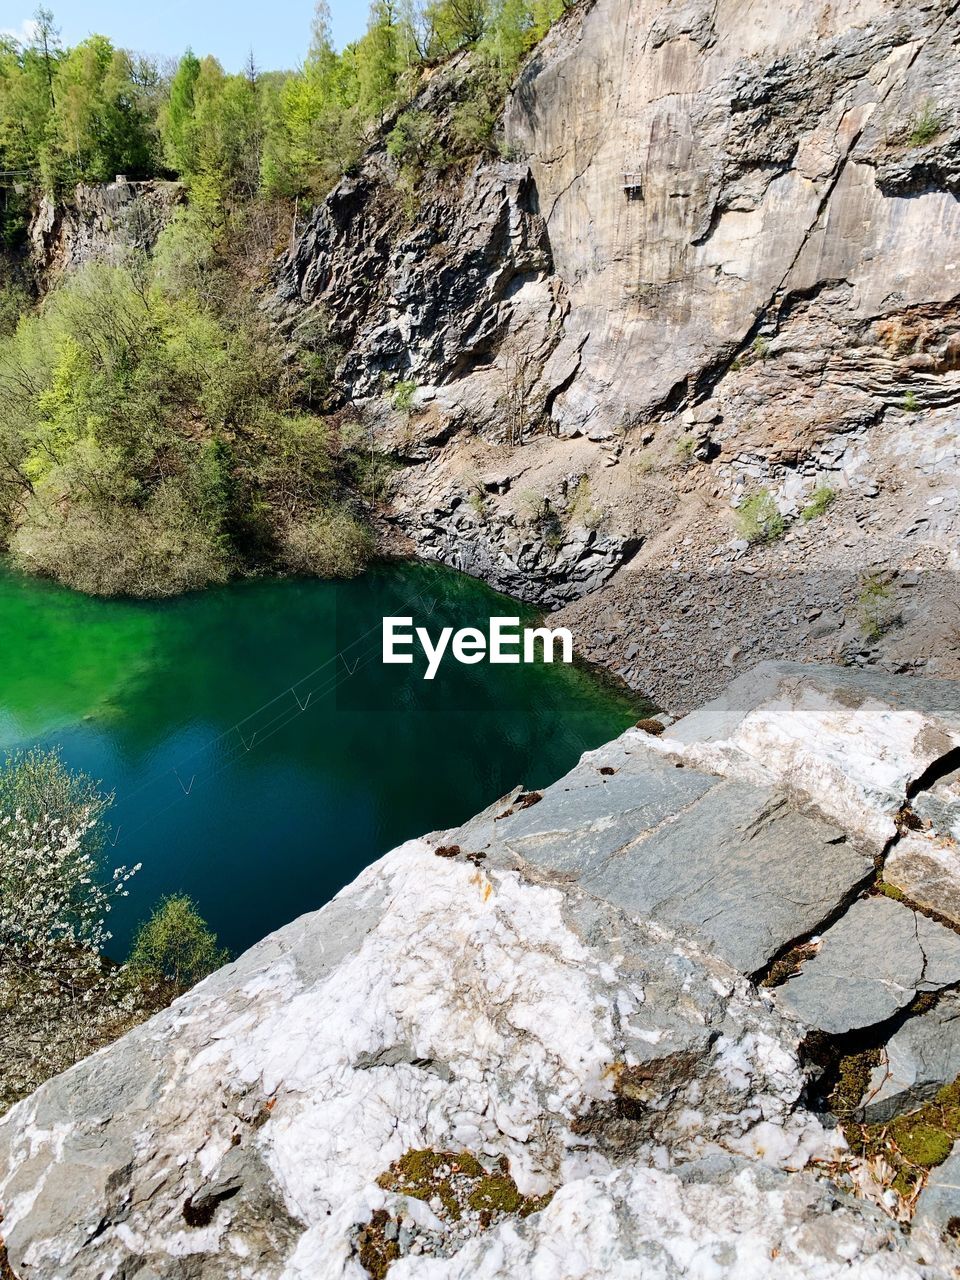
[3,665,960,1276]
[863,993,960,1123]
[775,897,960,1035]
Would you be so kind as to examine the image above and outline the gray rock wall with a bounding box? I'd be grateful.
[271,0,960,629]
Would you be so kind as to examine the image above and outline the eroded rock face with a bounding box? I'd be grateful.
[3,666,960,1276]
[270,0,960,660]
[28,179,183,288]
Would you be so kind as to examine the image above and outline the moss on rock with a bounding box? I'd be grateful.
[366,1147,554,1275]
[843,1074,960,1201]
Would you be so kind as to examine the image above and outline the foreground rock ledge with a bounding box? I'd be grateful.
[3,664,960,1278]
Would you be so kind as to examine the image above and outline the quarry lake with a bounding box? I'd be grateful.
[0,562,643,958]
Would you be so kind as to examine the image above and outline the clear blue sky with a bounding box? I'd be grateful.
[1,1,370,72]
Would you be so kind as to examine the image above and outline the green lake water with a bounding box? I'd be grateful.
[0,561,642,958]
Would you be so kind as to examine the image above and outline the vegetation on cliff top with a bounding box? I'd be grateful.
[1,1,573,233]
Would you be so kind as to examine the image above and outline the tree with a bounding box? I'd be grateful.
[0,750,142,1109]
[32,4,59,108]
[0,746,110,860]
[128,894,228,990]
[261,16,362,197]
[356,0,403,125]
[46,36,155,184]
[244,48,259,88]
[425,0,487,54]
[161,49,201,174]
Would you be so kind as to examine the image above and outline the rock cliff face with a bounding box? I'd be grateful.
[28,179,182,289]
[272,0,960,696]
[4,664,960,1277]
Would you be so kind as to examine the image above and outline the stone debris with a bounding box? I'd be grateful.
[886,833,960,929]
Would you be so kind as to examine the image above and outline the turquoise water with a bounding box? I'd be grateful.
[0,562,643,957]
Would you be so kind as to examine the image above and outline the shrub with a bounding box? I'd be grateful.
[450,88,500,157]
[519,489,565,549]
[392,379,417,412]
[903,389,920,412]
[735,489,786,544]
[801,484,836,521]
[10,483,233,597]
[387,109,446,176]
[128,894,228,991]
[0,752,145,1109]
[858,571,899,641]
[280,506,374,578]
[0,280,30,338]
[675,434,697,466]
[908,101,943,147]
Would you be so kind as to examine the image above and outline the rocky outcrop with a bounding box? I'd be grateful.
[28,178,183,289]
[4,665,960,1275]
[271,0,960,681]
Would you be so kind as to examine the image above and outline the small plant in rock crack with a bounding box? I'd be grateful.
[801,485,837,522]
[752,335,771,360]
[567,476,605,530]
[908,100,944,148]
[519,490,565,549]
[902,389,920,413]
[466,488,487,521]
[391,380,417,413]
[460,468,489,522]
[857,571,899,641]
[675,434,697,468]
[735,489,786,544]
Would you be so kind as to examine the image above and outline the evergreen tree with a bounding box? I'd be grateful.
[161,49,201,174]
[356,0,402,126]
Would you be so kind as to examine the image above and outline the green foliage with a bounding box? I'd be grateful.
[128,893,228,990]
[903,389,920,412]
[0,23,158,191]
[858,571,898,641]
[0,279,30,337]
[801,484,836,521]
[427,0,488,54]
[387,108,446,175]
[0,745,109,855]
[161,50,201,173]
[735,489,786,544]
[0,260,373,596]
[392,379,417,411]
[675,434,696,465]
[1,1,572,203]
[908,100,942,148]
[279,506,374,578]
